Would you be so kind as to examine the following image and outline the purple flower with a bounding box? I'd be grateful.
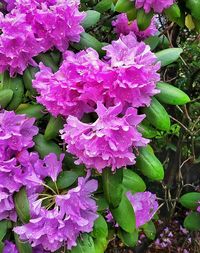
[0,0,85,76]
[0,110,38,152]
[103,33,160,108]
[135,0,174,13]
[126,191,159,228]
[112,14,158,40]
[197,201,200,212]
[14,175,98,251]
[33,48,106,118]
[61,102,148,172]
[0,190,16,222]
[3,241,18,253]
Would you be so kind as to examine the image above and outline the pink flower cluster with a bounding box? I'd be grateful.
[0,0,85,76]
[135,0,174,13]
[112,13,158,40]
[34,33,160,171]
[127,191,159,228]
[14,175,98,251]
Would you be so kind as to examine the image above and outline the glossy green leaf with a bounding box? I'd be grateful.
[102,168,123,208]
[23,67,38,94]
[155,48,183,67]
[111,193,135,233]
[0,220,11,241]
[156,82,190,105]
[142,221,156,240]
[118,229,138,247]
[95,0,112,13]
[16,104,45,119]
[34,134,63,158]
[144,36,160,50]
[96,195,109,211]
[44,116,64,140]
[143,97,171,131]
[92,215,108,239]
[14,187,30,223]
[137,121,158,138]
[186,0,200,21]
[14,233,32,253]
[123,169,146,193]
[94,238,108,253]
[137,9,153,31]
[72,32,104,56]
[35,53,58,73]
[179,192,200,210]
[56,171,80,190]
[82,10,101,29]
[0,89,13,108]
[184,212,200,231]
[136,146,164,181]
[115,0,133,12]
[71,234,95,253]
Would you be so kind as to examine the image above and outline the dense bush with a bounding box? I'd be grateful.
[0,0,199,252]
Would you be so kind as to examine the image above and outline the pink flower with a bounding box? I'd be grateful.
[127,191,159,228]
[103,33,160,108]
[61,102,148,172]
[112,14,158,40]
[14,175,98,251]
[135,0,174,13]
[33,49,106,118]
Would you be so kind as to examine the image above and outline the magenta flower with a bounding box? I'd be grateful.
[0,0,85,75]
[0,190,16,222]
[0,110,38,152]
[61,102,148,172]
[3,0,16,11]
[33,49,106,118]
[14,175,98,251]
[126,191,159,228]
[3,241,18,253]
[112,14,158,40]
[197,202,200,212]
[135,0,174,13]
[103,33,160,108]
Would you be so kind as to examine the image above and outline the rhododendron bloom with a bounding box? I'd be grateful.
[103,33,160,108]
[14,175,98,251]
[197,202,200,212]
[61,102,148,172]
[112,14,158,40]
[0,0,85,75]
[33,49,106,118]
[135,0,174,13]
[3,241,18,253]
[127,191,159,228]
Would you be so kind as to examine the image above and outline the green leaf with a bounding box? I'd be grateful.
[35,53,58,73]
[118,229,138,247]
[102,168,123,208]
[96,195,109,211]
[144,36,160,51]
[111,193,135,233]
[137,121,158,138]
[123,169,146,193]
[14,187,30,223]
[179,192,200,210]
[92,215,108,239]
[155,48,183,67]
[143,97,171,131]
[82,10,101,29]
[56,171,80,190]
[0,241,4,253]
[94,237,108,253]
[136,146,164,181]
[95,0,112,13]
[16,104,45,119]
[44,116,64,140]
[165,3,181,21]
[34,134,63,158]
[71,234,95,253]
[0,89,13,108]
[115,0,133,12]
[184,212,200,231]
[22,66,38,95]
[72,32,104,56]
[0,220,11,241]
[142,221,156,240]
[186,0,200,21]
[156,82,190,105]
[137,9,153,31]
[14,233,32,253]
